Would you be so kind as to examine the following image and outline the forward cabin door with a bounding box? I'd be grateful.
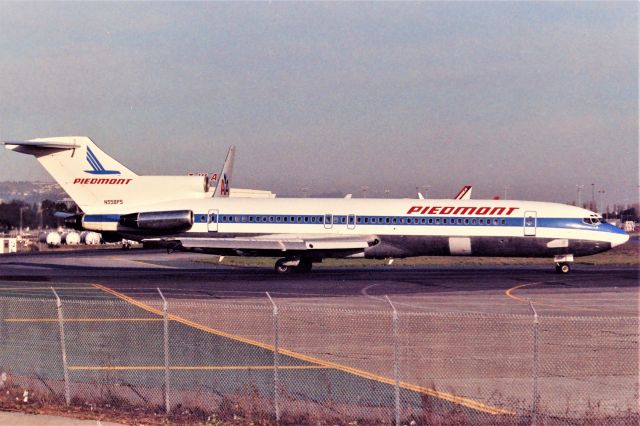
[524,211,537,236]
[347,214,356,230]
[208,209,218,232]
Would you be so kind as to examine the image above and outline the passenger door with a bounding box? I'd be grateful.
[208,209,218,232]
[524,211,537,236]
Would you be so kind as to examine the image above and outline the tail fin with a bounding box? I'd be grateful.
[5,136,137,210]
[454,185,473,200]
[213,145,235,197]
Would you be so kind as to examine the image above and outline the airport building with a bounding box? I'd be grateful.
[0,237,17,254]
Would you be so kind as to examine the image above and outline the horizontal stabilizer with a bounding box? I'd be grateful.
[4,140,81,150]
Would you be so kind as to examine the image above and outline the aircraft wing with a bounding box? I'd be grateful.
[143,234,375,255]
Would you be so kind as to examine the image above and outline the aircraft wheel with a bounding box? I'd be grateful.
[275,258,292,274]
[555,262,571,274]
[295,258,313,273]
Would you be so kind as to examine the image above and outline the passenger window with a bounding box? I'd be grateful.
[269,216,274,222]
[479,219,484,225]
[464,218,469,224]
[421,218,426,224]
[386,217,390,224]
[458,218,462,225]
[443,218,448,224]
[494,219,498,225]
[472,219,477,225]
[392,218,397,224]
[428,218,433,224]
[501,219,506,225]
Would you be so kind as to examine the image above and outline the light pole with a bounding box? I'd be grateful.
[591,183,595,210]
[361,186,369,198]
[423,185,431,199]
[19,206,28,235]
[384,189,390,198]
[503,185,509,200]
[301,187,309,198]
[576,185,584,207]
[597,189,605,214]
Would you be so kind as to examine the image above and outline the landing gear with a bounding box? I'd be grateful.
[555,262,571,274]
[274,258,314,274]
[553,254,574,274]
[275,258,292,274]
[296,258,313,273]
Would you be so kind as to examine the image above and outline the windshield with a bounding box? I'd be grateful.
[582,215,601,225]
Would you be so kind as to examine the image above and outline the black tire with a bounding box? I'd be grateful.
[295,259,313,273]
[275,258,292,274]
[555,263,571,274]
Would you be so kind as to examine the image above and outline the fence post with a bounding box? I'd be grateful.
[51,287,70,406]
[529,301,539,426]
[266,292,280,423]
[385,296,401,426]
[157,288,171,414]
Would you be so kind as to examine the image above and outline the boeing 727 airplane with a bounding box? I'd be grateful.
[5,137,629,273]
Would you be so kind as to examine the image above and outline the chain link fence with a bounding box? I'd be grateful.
[0,289,637,425]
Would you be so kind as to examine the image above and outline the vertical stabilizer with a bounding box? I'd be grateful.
[213,145,235,197]
[4,137,137,210]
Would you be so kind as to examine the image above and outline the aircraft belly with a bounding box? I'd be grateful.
[365,236,610,258]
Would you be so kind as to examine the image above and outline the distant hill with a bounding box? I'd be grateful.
[0,181,68,204]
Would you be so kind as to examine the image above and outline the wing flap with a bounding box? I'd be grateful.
[145,235,373,252]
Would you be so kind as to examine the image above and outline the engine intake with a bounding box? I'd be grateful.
[119,210,193,233]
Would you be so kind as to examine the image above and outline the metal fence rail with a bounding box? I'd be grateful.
[0,291,637,425]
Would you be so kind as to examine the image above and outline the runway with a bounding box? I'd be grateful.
[0,248,637,421]
[0,248,637,316]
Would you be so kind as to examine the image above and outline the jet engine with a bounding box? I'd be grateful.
[119,210,193,233]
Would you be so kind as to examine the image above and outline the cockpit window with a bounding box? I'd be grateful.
[582,216,601,225]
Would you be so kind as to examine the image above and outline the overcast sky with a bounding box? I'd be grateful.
[0,2,637,205]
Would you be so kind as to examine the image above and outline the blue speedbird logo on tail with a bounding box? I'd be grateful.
[85,147,120,175]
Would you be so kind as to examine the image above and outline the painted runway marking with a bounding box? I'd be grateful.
[505,281,608,312]
[92,283,514,415]
[68,365,330,371]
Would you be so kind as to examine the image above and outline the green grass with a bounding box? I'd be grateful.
[196,240,639,268]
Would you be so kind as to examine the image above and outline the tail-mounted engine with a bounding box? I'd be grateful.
[119,210,193,234]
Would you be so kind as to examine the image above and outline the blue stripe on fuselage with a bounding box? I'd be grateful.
[82,213,626,235]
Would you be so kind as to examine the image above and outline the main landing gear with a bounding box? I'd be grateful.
[275,258,313,274]
[554,254,574,274]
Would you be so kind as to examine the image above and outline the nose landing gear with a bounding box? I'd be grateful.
[554,254,573,274]
[555,262,571,274]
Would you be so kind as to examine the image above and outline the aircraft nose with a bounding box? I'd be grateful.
[610,232,630,248]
